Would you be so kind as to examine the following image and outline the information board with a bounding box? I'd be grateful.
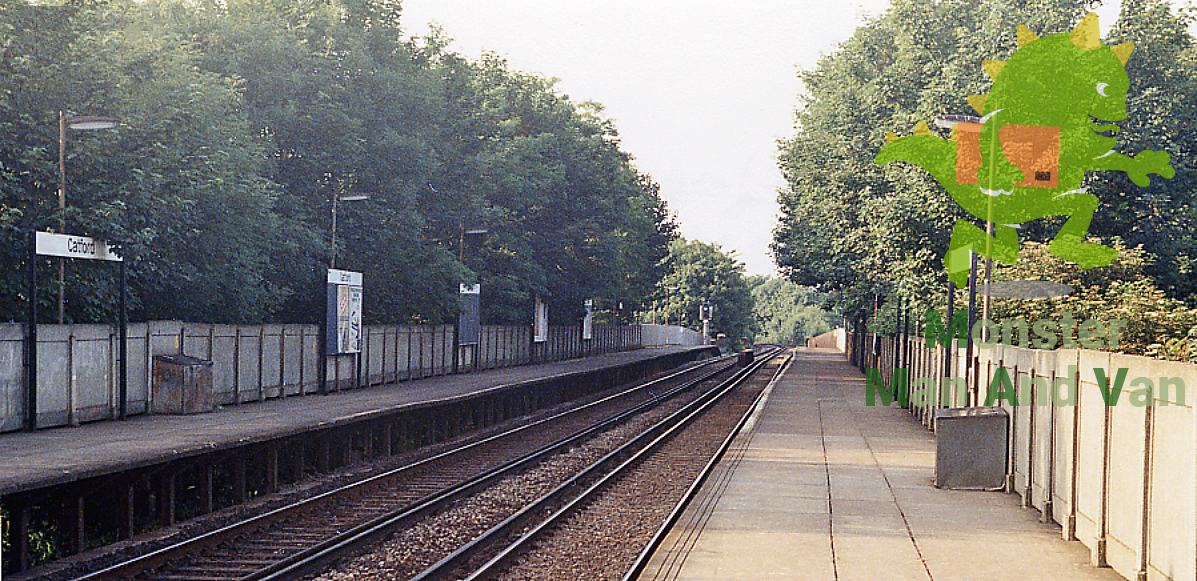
[582,299,594,340]
[326,269,362,354]
[533,296,548,343]
[458,284,480,345]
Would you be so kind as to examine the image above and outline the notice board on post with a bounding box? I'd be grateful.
[582,299,594,340]
[533,296,548,343]
[458,283,480,345]
[327,269,362,354]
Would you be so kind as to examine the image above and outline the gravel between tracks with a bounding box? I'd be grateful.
[309,369,732,581]
[496,362,776,581]
[20,363,722,581]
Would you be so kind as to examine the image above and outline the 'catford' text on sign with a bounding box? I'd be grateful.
[35,232,122,262]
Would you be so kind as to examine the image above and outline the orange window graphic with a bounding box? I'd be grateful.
[955,123,1060,188]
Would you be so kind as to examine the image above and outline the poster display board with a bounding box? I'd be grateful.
[458,283,481,345]
[582,299,594,340]
[533,295,548,343]
[326,269,362,355]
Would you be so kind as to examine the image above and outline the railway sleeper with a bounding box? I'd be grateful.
[170,564,259,574]
[153,576,243,581]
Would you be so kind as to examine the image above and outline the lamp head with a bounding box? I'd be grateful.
[66,116,120,131]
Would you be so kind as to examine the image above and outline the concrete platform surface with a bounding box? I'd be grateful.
[636,347,1125,581]
[0,346,708,496]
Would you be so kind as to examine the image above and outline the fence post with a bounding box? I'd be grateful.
[1043,367,1056,523]
[118,275,127,419]
[234,326,242,404]
[1136,403,1153,581]
[1092,402,1111,567]
[68,326,76,424]
[145,323,153,411]
[258,325,265,401]
[279,326,287,398]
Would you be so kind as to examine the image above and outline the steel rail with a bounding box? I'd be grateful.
[77,353,732,581]
[243,356,737,581]
[413,348,784,581]
[620,348,793,581]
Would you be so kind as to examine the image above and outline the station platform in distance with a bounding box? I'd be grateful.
[0,345,712,497]
[634,347,1124,581]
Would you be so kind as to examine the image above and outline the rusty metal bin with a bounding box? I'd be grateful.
[934,406,1008,490]
[152,353,214,414]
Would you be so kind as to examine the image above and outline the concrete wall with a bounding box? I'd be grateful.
[807,328,847,351]
[639,324,706,347]
[1,321,642,433]
[847,331,1196,581]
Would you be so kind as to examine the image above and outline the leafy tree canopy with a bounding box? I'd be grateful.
[773,0,1197,332]
[985,241,1197,358]
[0,0,675,325]
[749,276,840,346]
[643,239,754,350]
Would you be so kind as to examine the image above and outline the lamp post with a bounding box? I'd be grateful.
[321,190,369,395]
[455,226,487,374]
[57,113,119,323]
[662,285,678,326]
[330,191,370,269]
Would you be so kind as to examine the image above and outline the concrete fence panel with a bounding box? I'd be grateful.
[1149,402,1195,581]
[0,325,23,433]
[638,324,705,347]
[260,325,283,398]
[72,326,112,423]
[126,323,151,416]
[280,325,307,395]
[3,319,643,434]
[1028,350,1054,516]
[847,327,1195,581]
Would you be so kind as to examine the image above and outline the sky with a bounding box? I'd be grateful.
[397,1,1123,276]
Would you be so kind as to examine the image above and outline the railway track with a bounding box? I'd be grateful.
[71,353,740,581]
[311,347,788,581]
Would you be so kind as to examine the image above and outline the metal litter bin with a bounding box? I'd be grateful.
[934,406,1008,490]
[152,353,215,414]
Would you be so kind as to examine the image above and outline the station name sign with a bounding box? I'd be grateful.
[36,231,122,262]
[327,268,362,286]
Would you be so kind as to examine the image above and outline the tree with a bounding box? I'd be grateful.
[0,0,306,323]
[1090,0,1197,298]
[772,0,1197,323]
[985,241,1197,357]
[749,276,839,345]
[0,0,676,327]
[648,239,754,349]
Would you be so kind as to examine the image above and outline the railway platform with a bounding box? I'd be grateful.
[634,347,1124,581]
[0,344,718,575]
[0,345,713,496]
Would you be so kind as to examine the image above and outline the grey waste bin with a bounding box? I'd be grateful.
[152,353,215,414]
[934,406,1008,490]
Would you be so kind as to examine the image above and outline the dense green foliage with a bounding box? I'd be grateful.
[643,239,754,349]
[0,0,675,325]
[986,241,1197,358]
[772,0,1197,338]
[748,276,839,346]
